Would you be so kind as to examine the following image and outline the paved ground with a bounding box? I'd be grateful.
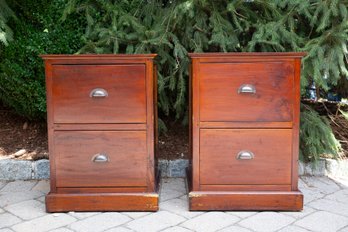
[0,177,348,232]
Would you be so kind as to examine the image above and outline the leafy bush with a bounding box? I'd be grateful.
[0,0,15,46]
[61,0,348,120]
[0,0,84,119]
[300,104,342,162]
[0,0,346,162]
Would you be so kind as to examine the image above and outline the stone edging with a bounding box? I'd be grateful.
[0,158,347,180]
[0,159,49,180]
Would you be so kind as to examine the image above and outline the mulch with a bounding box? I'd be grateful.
[302,99,348,157]
[0,103,48,160]
[1,100,346,161]
[0,102,189,160]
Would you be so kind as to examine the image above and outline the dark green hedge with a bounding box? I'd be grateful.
[0,0,84,120]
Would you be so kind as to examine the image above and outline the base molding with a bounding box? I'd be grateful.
[46,192,159,212]
[189,190,303,211]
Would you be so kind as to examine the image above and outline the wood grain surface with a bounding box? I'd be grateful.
[199,129,292,185]
[54,131,147,187]
[52,64,146,124]
[42,54,158,212]
[46,192,159,212]
[189,191,303,211]
[199,62,294,122]
[188,53,305,211]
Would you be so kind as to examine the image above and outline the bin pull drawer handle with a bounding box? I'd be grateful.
[238,84,256,94]
[236,150,254,160]
[92,153,109,163]
[90,88,108,98]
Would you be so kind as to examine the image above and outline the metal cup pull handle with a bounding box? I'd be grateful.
[238,84,256,94]
[90,88,108,98]
[236,150,254,160]
[92,153,109,163]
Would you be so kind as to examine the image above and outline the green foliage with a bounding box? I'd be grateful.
[0,0,15,46]
[62,0,348,120]
[0,0,347,162]
[339,109,348,121]
[300,104,342,162]
[0,0,85,119]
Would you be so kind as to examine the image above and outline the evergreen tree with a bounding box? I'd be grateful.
[63,0,348,120]
[0,0,15,46]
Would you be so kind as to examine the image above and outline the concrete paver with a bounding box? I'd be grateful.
[218,225,252,232]
[238,212,295,232]
[0,181,6,190]
[0,176,346,232]
[68,213,131,232]
[308,198,348,217]
[325,189,348,203]
[0,229,15,232]
[339,226,348,232]
[180,212,239,232]
[0,213,21,229]
[31,180,50,194]
[161,226,193,232]
[49,228,74,232]
[281,206,316,219]
[0,191,43,208]
[295,211,348,232]
[0,181,37,192]
[160,198,204,219]
[104,227,134,232]
[278,225,311,232]
[126,211,186,232]
[11,214,76,232]
[4,200,46,220]
[226,211,258,218]
[67,212,100,220]
[121,212,150,219]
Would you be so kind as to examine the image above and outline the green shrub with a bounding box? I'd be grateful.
[0,0,84,120]
[300,104,342,163]
[62,0,348,120]
[0,0,15,46]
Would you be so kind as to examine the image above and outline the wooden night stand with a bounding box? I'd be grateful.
[188,52,306,211]
[41,54,159,212]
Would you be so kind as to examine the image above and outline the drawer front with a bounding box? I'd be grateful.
[54,131,147,187]
[199,62,294,122]
[200,129,292,185]
[52,64,146,123]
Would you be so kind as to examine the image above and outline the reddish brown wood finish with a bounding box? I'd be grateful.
[200,129,292,186]
[189,191,303,211]
[54,131,147,187]
[52,64,146,124]
[189,52,306,211]
[200,62,294,122]
[41,54,158,212]
[46,193,159,212]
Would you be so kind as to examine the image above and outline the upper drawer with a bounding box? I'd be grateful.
[51,64,146,124]
[199,62,294,122]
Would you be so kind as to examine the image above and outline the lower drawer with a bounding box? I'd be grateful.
[54,131,148,187]
[200,129,292,185]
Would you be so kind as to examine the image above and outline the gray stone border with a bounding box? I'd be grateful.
[0,158,347,180]
[0,159,50,180]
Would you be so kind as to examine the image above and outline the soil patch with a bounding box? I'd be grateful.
[0,103,48,160]
[0,103,189,160]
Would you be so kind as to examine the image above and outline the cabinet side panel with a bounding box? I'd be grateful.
[146,60,155,192]
[44,61,56,193]
[188,61,193,190]
[191,59,201,191]
[292,58,302,191]
[154,64,159,180]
